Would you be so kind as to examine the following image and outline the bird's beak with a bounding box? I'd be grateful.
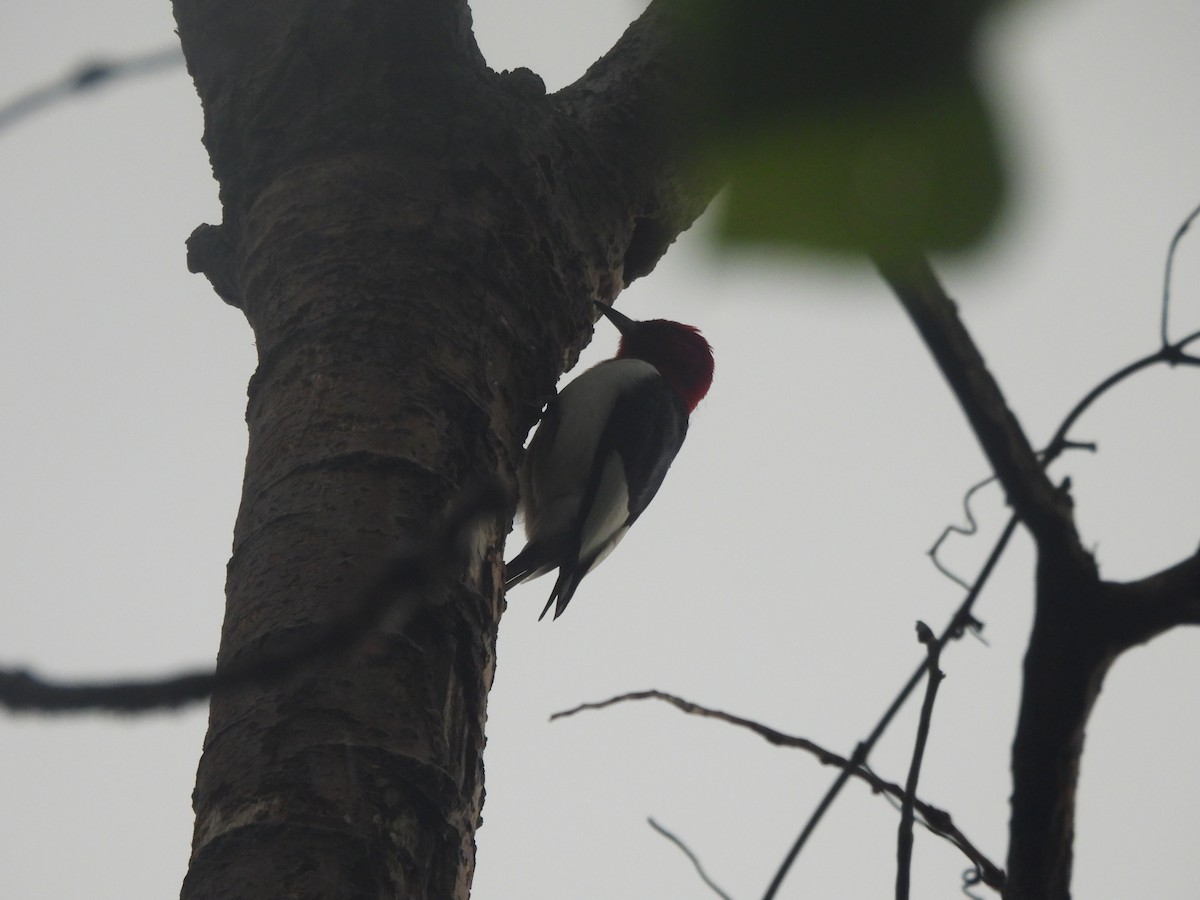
[592,300,637,334]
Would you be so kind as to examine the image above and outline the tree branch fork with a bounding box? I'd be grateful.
[875,252,1200,649]
[876,249,1199,900]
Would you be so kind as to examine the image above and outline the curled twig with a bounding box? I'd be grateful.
[930,441,1094,592]
[961,865,988,900]
[929,474,998,590]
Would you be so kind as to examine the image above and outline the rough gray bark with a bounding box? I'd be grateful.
[171,1,714,897]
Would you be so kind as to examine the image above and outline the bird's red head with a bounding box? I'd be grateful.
[594,302,714,411]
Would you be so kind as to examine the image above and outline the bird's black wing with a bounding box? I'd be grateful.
[595,375,688,525]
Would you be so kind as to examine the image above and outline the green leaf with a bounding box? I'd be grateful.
[667,0,1010,253]
[712,76,1006,254]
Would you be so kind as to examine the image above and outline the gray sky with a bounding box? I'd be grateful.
[1,1,1198,898]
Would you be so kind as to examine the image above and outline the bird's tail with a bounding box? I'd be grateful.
[508,538,584,621]
[504,539,557,588]
[537,565,586,621]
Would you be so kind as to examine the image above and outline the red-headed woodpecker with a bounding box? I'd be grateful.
[505,301,714,620]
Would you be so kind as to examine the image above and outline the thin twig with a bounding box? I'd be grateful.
[554,690,1005,890]
[0,480,509,713]
[761,511,1017,899]
[1160,202,1200,347]
[876,253,1082,561]
[648,818,735,900]
[1051,200,1200,465]
[0,46,184,134]
[554,691,845,763]
[896,622,945,900]
[1042,329,1200,470]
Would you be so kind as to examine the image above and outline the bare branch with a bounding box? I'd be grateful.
[1105,548,1200,651]
[1160,202,1200,347]
[554,689,1005,891]
[0,481,509,714]
[1041,338,1200,469]
[648,818,735,900]
[554,690,843,762]
[763,511,1018,899]
[896,623,945,900]
[1001,205,1200,897]
[874,253,1091,574]
[0,46,183,134]
[880,210,1200,900]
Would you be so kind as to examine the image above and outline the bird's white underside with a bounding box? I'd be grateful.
[522,358,658,553]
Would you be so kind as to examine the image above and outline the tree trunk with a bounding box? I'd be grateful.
[1004,553,1114,900]
[171,1,711,896]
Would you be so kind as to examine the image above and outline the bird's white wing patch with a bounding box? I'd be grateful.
[578,451,632,564]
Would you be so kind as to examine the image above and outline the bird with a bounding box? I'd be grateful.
[504,300,714,619]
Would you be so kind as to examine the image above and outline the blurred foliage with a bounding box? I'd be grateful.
[670,0,1010,255]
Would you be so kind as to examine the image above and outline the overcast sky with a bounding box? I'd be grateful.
[1,2,1198,898]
